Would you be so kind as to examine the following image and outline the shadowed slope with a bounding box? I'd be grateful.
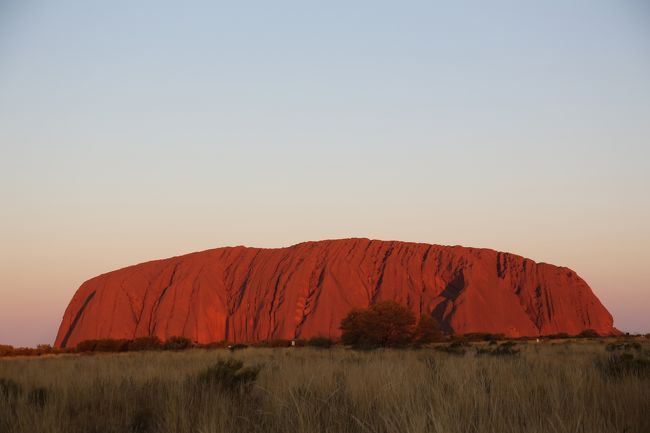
[55,239,616,347]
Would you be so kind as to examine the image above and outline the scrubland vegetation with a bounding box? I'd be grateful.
[2,304,648,432]
[1,337,649,433]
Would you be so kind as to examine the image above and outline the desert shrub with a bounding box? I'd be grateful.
[228,343,248,351]
[27,387,48,408]
[340,301,416,349]
[308,336,333,348]
[598,353,650,379]
[94,339,129,352]
[130,407,155,433]
[450,335,469,345]
[414,315,445,344]
[76,339,129,353]
[35,344,53,355]
[0,344,13,357]
[193,359,261,394]
[463,333,504,342]
[577,329,600,338]
[199,340,230,349]
[547,333,570,339]
[119,379,166,433]
[255,339,292,348]
[606,342,642,352]
[76,340,99,352]
[163,336,192,351]
[128,336,163,351]
[435,341,467,356]
[7,347,36,356]
[0,378,23,402]
[476,341,520,357]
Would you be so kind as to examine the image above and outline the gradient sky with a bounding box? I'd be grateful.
[1,1,649,347]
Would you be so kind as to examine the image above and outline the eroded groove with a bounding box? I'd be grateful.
[295,262,327,338]
[371,245,393,304]
[497,252,505,278]
[60,290,96,348]
[148,263,180,336]
[229,250,261,315]
[419,245,433,316]
[182,264,205,335]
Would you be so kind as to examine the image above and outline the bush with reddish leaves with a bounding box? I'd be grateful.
[341,301,425,349]
[163,336,193,351]
[127,336,163,351]
[414,315,445,344]
[577,329,600,338]
[252,339,292,348]
[76,339,129,353]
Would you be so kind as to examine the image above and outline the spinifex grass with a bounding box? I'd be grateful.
[0,340,648,433]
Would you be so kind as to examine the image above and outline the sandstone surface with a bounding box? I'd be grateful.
[55,239,617,347]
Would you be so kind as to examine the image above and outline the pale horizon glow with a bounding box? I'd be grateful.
[1,1,649,346]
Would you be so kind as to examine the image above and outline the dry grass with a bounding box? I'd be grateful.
[1,339,649,433]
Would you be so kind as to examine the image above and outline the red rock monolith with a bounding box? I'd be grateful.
[54,239,616,347]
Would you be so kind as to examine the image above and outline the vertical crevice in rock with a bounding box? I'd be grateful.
[496,252,506,278]
[148,263,180,336]
[419,245,433,316]
[371,245,394,304]
[295,264,327,339]
[60,290,96,348]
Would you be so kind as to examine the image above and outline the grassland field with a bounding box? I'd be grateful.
[1,337,649,433]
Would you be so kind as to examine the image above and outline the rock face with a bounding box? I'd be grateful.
[55,239,616,348]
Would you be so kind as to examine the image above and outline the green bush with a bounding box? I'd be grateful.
[193,359,261,394]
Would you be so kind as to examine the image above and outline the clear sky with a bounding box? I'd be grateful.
[1,1,649,347]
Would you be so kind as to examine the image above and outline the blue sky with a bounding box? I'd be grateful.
[1,1,649,345]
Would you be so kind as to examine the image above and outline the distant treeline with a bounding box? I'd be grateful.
[0,335,336,357]
[1,330,631,358]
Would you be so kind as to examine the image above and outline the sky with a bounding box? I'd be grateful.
[0,1,649,347]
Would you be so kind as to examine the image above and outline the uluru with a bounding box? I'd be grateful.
[54,239,616,348]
